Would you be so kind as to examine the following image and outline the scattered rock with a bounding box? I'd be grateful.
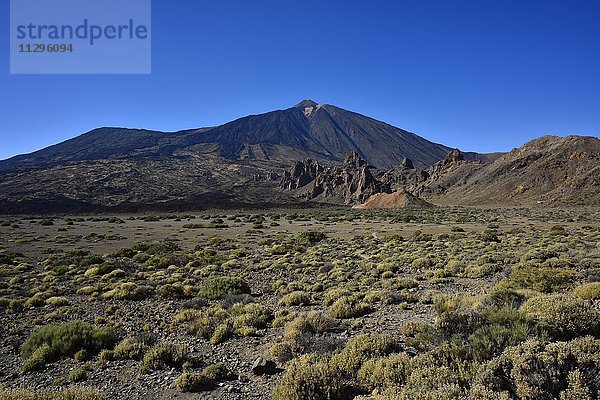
[251,357,280,376]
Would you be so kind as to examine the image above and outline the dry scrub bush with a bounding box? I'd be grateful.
[202,363,230,380]
[272,354,344,400]
[472,337,600,400]
[329,296,370,319]
[0,387,105,400]
[278,291,311,306]
[331,333,402,375]
[358,353,412,390]
[284,311,334,340]
[174,302,272,344]
[141,342,189,373]
[520,294,599,340]
[102,282,151,300]
[573,282,600,300]
[99,336,150,364]
[500,265,579,292]
[175,372,211,392]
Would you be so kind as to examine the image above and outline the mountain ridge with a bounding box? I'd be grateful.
[0,100,455,171]
[0,100,596,213]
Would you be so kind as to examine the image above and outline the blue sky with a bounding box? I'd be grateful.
[1,0,599,160]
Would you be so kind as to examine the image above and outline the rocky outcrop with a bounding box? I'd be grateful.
[279,159,324,190]
[426,148,467,181]
[280,149,479,206]
[381,157,429,193]
[281,136,600,207]
[279,152,391,204]
[309,161,389,204]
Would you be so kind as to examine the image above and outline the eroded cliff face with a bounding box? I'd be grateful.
[279,159,325,191]
[279,152,391,205]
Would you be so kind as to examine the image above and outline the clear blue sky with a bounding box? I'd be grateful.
[1,0,599,160]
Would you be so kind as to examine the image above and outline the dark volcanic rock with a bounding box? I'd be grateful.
[280,152,391,205]
[279,159,325,190]
[400,158,415,169]
[251,357,280,376]
[280,149,483,206]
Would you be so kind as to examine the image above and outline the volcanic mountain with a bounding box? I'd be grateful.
[0,100,457,212]
[0,100,451,172]
[0,100,596,213]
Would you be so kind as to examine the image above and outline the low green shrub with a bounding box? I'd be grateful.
[210,320,233,345]
[141,342,189,373]
[329,296,370,319]
[202,363,230,380]
[68,367,88,382]
[331,333,402,375]
[22,344,52,372]
[573,282,600,300]
[357,352,412,390]
[467,321,533,362]
[412,257,433,270]
[473,337,600,399]
[464,263,502,278]
[278,291,311,307]
[111,337,149,361]
[398,365,464,399]
[102,283,151,301]
[0,387,105,400]
[199,277,250,300]
[231,303,273,331]
[297,231,327,245]
[480,289,526,310]
[432,294,469,316]
[175,372,211,392]
[520,294,599,340]
[400,321,437,350]
[44,297,70,306]
[21,321,112,367]
[284,311,334,340]
[323,288,352,306]
[500,265,580,292]
[157,284,191,299]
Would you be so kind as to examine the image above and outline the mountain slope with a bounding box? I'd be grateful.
[421,135,600,206]
[0,101,451,172]
[170,100,451,169]
[0,128,204,170]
